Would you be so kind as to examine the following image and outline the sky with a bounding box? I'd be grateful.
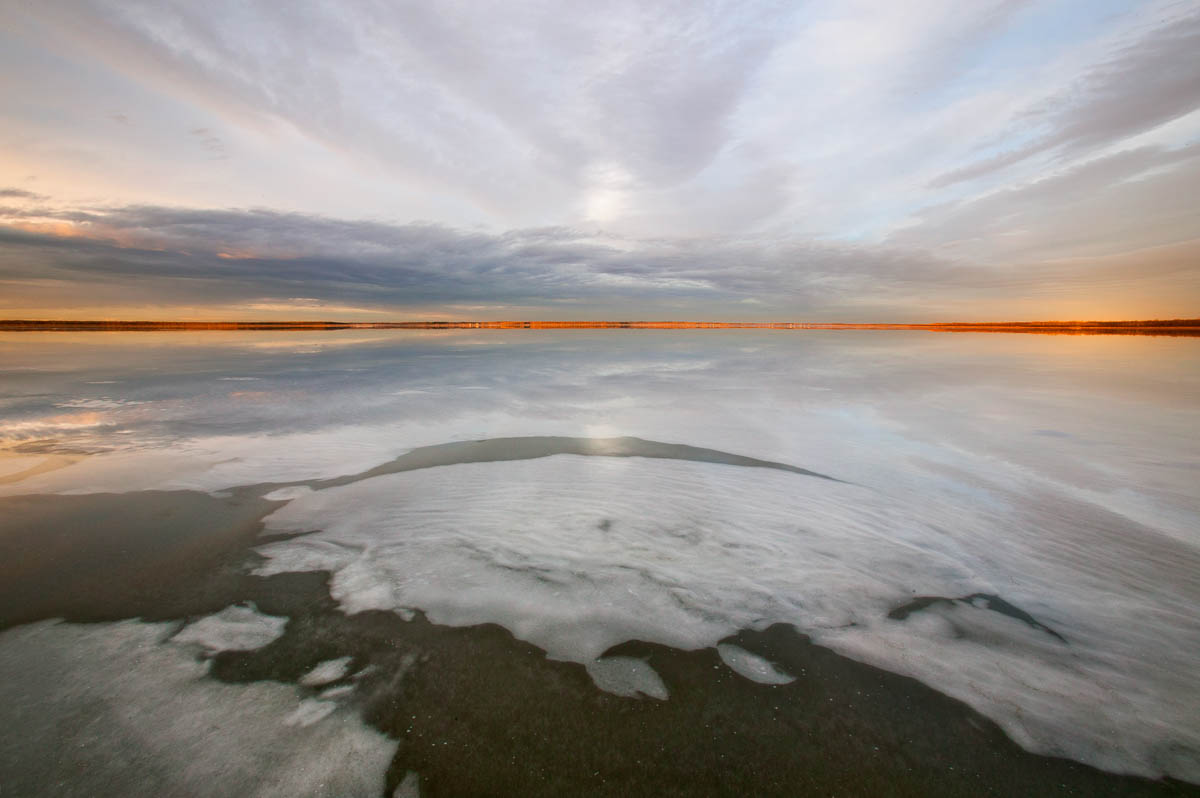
[1,0,1198,321]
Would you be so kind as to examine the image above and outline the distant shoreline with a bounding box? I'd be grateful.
[1,319,1198,335]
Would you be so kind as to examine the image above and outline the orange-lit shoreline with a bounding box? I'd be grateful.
[1,319,1198,335]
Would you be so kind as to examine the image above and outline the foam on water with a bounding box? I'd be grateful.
[255,454,1200,781]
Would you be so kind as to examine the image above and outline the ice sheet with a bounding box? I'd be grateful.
[717,644,795,685]
[255,454,1200,781]
[585,657,669,700]
[265,485,316,501]
[172,603,287,653]
[0,619,396,797]
[300,656,354,686]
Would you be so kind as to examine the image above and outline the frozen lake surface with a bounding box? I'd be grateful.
[1,330,1198,795]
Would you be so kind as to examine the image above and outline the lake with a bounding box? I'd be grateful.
[1,330,1198,796]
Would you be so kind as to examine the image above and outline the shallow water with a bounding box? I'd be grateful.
[1,330,1198,794]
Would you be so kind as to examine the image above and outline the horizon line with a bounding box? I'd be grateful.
[2,318,1199,335]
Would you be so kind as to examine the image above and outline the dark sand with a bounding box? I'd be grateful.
[1,487,1197,797]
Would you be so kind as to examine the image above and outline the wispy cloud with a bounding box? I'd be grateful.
[929,9,1200,189]
[896,144,1200,261]
[1,1,1197,318]
[0,188,47,200]
[190,128,228,160]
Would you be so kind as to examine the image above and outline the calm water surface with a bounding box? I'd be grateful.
[1,330,1198,796]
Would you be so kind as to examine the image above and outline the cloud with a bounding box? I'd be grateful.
[0,203,968,315]
[896,144,1200,262]
[190,128,227,160]
[6,0,801,229]
[236,299,389,315]
[2,198,1196,321]
[19,0,1177,239]
[0,188,46,200]
[2,2,1197,320]
[930,9,1200,188]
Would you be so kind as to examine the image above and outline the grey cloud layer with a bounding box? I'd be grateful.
[0,204,991,315]
[0,189,46,200]
[3,201,1195,319]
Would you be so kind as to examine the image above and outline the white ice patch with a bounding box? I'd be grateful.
[256,457,977,661]
[0,425,424,496]
[717,645,795,685]
[264,485,315,501]
[299,656,353,686]
[320,684,356,700]
[393,771,421,798]
[255,454,1200,783]
[284,699,339,727]
[586,657,669,700]
[172,604,287,653]
[0,620,395,797]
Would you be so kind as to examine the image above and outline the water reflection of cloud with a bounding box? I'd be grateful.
[0,331,1197,782]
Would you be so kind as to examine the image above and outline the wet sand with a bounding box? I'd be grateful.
[1,488,1196,796]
